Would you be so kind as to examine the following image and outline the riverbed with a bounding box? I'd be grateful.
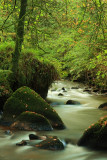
[0,80,107,160]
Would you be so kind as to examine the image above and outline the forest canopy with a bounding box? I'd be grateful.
[0,0,107,89]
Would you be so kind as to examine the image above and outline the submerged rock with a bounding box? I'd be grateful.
[78,116,107,149]
[83,89,91,94]
[66,100,80,105]
[11,111,53,131]
[71,87,79,89]
[98,102,107,110]
[61,87,67,92]
[36,136,65,151]
[58,93,64,96]
[16,140,27,146]
[3,86,65,130]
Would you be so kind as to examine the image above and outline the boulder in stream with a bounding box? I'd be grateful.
[11,111,53,131]
[98,102,107,110]
[3,86,65,130]
[71,87,79,89]
[36,136,65,151]
[66,100,80,105]
[78,115,107,149]
[58,93,64,96]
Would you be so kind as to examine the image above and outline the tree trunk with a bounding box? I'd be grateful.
[12,0,27,75]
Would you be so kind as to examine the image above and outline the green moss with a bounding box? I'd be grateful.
[0,42,59,98]
[17,111,47,123]
[17,52,59,98]
[0,42,14,70]
[36,136,65,150]
[0,70,13,110]
[78,115,107,149]
[3,86,65,129]
[13,111,53,131]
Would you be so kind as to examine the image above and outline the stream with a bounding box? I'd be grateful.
[0,80,107,160]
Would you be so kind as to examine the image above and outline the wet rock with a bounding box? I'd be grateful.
[36,136,65,151]
[29,134,40,140]
[11,111,53,131]
[29,134,47,141]
[61,87,67,92]
[71,87,79,89]
[16,140,27,146]
[58,93,64,96]
[92,89,99,93]
[83,89,92,94]
[66,100,80,105]
[78,116,107,149]
[98,102,107,110]
[62,87,65,91]
[101,90,107,94]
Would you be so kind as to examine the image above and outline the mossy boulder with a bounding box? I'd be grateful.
[36,136,65,151]
[10,52,59,98]
[0,44,59,99]
[3,86,65,129]
[98,102,107,110]
[0,70,13,111]
[78,116,107,149]
[11,111,53,131]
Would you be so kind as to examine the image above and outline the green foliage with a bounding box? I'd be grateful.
[0,0,106,89]
[0,42,14,69]
[0,70,13,110]
[0,42,59,98]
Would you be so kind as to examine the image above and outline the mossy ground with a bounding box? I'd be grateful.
[3,86,65,129]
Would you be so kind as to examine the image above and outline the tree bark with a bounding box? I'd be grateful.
[12,0,27,75]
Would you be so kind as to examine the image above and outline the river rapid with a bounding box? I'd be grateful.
[0,80,107,160]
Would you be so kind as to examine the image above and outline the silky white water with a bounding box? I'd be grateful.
[0,80,107,160]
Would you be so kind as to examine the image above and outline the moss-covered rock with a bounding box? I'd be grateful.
[36,136,65,150]
[11,111,53,131]
[3,86,65,129]
[78,116,107,149]
[0,43,59,98]
[0,70,13,111]
[98,102,107,110]
[17,52,59,98]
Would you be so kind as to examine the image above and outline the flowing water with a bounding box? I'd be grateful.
[0,80,107,160]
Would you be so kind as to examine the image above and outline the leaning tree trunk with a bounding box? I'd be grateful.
[12,0,27,75]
